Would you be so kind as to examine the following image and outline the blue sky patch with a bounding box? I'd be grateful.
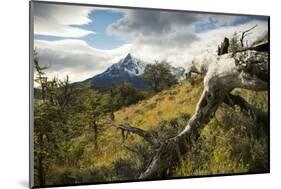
[34,9,130,50]
[195,15,268,33]
[80,9,129,49]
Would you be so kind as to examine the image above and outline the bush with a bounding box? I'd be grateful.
[153,113,190,141]
[113,158,138,180]
[50,165,114,185]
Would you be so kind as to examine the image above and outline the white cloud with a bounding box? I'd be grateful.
[34,5,268,85]
[108,20,268,69]
[107,9,201,49]
[106,9,268,68]
[34,20,268,84]
[34,39,131,83]
[189,20,268,55]
[34,3,94,38]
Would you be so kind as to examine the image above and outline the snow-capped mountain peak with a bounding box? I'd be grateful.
[169,65,186,81]
[81,53,186,89]
[107,53,148,76]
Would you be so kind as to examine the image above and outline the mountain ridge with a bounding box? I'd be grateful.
[80,53,186,89]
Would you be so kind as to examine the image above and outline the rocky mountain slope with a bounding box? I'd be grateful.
[81,53,185,88]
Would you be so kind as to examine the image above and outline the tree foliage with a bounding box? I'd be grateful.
[229,32,241,53]
[142,61,177,92]
[111,82,147,110]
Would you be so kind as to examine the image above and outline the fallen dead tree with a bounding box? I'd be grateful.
[105,26,269,179]
[143,49,268,179]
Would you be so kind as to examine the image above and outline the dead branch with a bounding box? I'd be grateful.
[235,41,269,53]
[240,24,257,48]
[115,123,160,148]
[218,37,230,55]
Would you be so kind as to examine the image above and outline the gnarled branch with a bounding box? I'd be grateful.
[115,123,160,148]
[138,50,268,180]
[235,41,269,53]
[240,25,257,48]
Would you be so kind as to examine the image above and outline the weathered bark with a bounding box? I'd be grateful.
[139,87,229,179]
[116,123,160,148]
[218,37,229,55]
[138,50,268,179]
[240,25,257,48]
[236,41,269,53]
[123,89,268,179]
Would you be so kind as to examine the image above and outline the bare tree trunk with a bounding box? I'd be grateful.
[139,87,229,179]
[112,49,268,180]
[236,42,269,53]
[218,37,229,55]
[240,25,257,48]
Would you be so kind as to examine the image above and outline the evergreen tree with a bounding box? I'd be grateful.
[229,32,240,53]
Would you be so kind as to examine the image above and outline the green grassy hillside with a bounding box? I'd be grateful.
[43,77,268,185]
[90,78,203,168]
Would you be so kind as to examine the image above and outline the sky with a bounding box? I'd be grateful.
[33,2,268,83]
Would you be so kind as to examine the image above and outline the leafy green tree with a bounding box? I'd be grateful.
[142,61,177,92]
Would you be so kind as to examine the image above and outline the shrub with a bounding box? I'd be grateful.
[113,158,138,180]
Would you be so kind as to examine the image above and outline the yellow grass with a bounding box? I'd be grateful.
[83,79,204,167]
[79,77,267,171]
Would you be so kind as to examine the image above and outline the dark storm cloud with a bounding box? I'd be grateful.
[107,9,203,49]
[108,9,200,36]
